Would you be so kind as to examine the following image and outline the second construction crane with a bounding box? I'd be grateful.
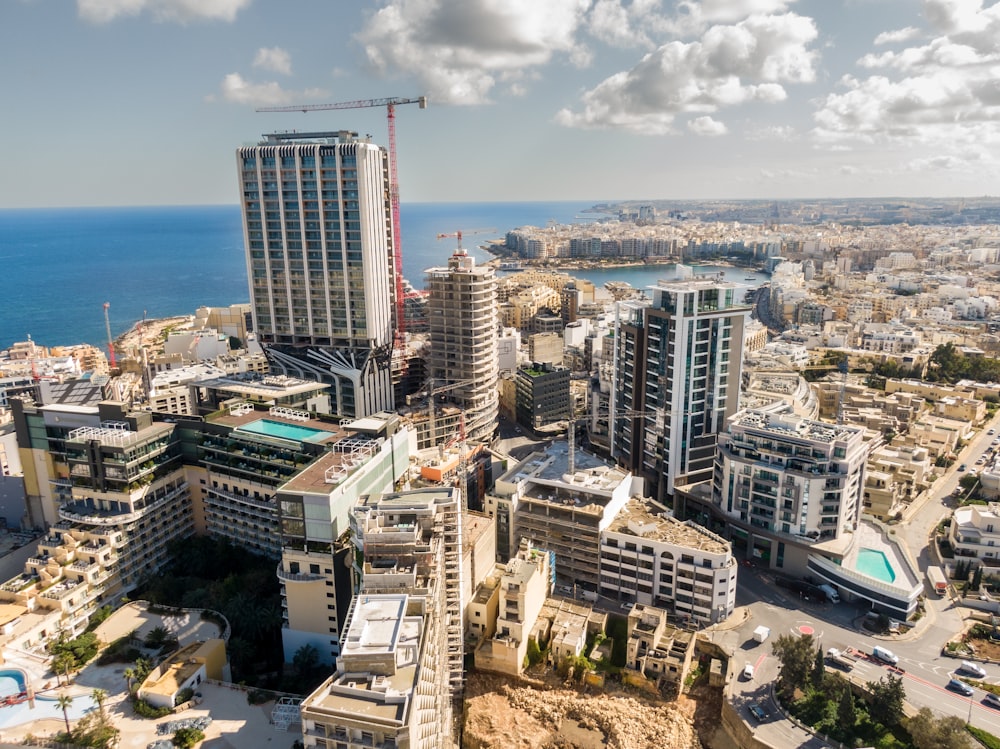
[256,95,427,340]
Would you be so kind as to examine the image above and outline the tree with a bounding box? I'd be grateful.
[123,667,136,694]
[144,625,171,649]
[837,685,856,730]
[973,565,984,592]
[56,693,74,735]
[868,673,906,727]
[292,644,319,676]
[772,633,816,698]
[906,707,971,749]
[812,645,825,689]
[91,688,107,721]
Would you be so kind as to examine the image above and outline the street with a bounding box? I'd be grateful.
[724,407,1000,741]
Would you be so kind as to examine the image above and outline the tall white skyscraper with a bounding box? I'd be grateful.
[425,249,499,443]
[237,131,396,418]
[612,270,751,502]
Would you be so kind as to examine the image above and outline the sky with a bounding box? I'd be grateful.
[4,0,1000,207]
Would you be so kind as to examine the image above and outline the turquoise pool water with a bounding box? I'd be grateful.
[238,419,332,443]
[0,669,25,698]
[856,548,896,583]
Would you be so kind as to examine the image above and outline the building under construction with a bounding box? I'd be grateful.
[299,487,464,748]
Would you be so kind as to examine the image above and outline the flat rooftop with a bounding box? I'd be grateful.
[280,438,380,494]
[302,593,422,726]
[501,442,630,513]
[733,410,862,444]
[607,498,730,554]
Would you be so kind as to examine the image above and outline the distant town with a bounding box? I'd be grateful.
[4,177,1000,748]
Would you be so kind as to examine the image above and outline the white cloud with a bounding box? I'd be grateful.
[745,124,797,140]
[813,0,1000,148]
[661,0,794,35]
[217,73,326,107]
[557,12,816,134]
[688,115,727,135]
[357,0,591,105]
[874,26,920,45]
[253,47,293,76]
[78,0,249,23]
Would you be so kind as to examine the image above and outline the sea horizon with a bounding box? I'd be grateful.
[0,201,601,350]
[0,201,767,353]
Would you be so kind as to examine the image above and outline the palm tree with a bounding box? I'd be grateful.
[56,692,73,735]
[123,667,135,695]
[91,688,107,721]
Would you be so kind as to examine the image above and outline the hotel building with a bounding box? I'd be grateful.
[237,131,397,418]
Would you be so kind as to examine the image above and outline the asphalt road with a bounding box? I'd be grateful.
[725,408,1000,741]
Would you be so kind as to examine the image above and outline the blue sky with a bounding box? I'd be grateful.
[4,0,1000,207]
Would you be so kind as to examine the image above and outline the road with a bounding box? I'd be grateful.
[722,560,1000,739]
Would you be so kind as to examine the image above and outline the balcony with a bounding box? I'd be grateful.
[275,564,325,583]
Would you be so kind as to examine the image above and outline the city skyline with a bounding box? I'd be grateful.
[5,0,1000,210]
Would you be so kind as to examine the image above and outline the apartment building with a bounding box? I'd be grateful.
[514,362,570,430]
[625,604,696,695]
[425,249,499,444]
[949,503,1000,568]
[473,539,551,675]
[486,441,637,592]
[599,498,736,624]
[612,270,750,502]
[706,409,868,570]
[237,131,397,418]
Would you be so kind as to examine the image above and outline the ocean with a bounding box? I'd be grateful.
[0,203,766,350]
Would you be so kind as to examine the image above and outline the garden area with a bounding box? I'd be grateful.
[771,633,999,749]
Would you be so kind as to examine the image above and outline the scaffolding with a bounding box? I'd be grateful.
[271,696,302,731]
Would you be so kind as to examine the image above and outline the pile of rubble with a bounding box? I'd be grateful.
[464,673,701,749]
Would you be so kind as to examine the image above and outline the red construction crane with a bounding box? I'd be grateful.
[103,302,116,368]
[435,228,497,252]
[256,95,428,341]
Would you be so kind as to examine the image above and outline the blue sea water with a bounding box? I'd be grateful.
[0,202,767,350]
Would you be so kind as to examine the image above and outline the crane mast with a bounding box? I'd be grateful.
[103,302,116,368]
[256,95,427,343]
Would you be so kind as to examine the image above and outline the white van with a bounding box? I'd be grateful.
[872,645,899,665]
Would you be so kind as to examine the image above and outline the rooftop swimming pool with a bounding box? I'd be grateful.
[238,418,332,443]
[855,548,897,584]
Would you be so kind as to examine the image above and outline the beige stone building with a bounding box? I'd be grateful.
[473,540,551,675]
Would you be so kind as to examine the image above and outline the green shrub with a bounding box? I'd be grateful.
[175,687,195,706]
[172,726,204,748]
[131,697,172,719]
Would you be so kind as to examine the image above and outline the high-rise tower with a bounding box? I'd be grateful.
[237,131,396,418]
[425,249,499,444]
[612,269,750,503]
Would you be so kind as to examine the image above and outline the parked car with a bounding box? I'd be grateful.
[748,703,767,721]
[959,464,967,471]
[743,663,755,680]
[961,661,987,678]
[947,678,975,696]
[983,692,1000,709]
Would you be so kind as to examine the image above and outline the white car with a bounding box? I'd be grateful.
[743,663,755,680]
[962,661,987,678]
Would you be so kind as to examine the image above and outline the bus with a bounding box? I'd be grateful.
[927,566,948,596]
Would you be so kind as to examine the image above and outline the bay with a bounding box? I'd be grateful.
[0,202,764,351]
